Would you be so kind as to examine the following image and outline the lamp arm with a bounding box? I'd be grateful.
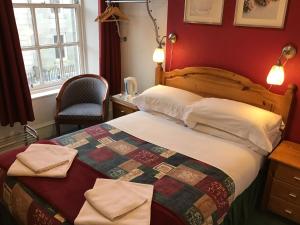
[277,53,290,66]
[282,58,289,66]
[276,53,284,65]
[158,36,166,47]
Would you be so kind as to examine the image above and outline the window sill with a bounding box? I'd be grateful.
[31,88,61,100]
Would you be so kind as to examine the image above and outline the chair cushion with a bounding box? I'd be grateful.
[61,77,107,110]
[57,103,103,121]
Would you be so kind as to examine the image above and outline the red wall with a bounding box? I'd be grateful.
[166,0,300,142]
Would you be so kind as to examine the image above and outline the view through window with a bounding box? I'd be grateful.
[13,0,84,91]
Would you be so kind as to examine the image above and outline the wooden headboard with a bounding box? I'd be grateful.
[155,64,297,128]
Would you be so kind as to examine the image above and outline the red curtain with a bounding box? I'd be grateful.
[99,0,121,95]
[0,0,35,126]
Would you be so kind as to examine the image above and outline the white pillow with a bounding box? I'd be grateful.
[132,85,203,120]
[147,111,185,126]
[192,123,281,156]
[183,98,283,154]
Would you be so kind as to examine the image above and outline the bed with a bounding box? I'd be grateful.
[0,66,296,225]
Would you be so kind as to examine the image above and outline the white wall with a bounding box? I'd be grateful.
[83,0,99,74]
[120,0,168,92]
[0,0,99,148]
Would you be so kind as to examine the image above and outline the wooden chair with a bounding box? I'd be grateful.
[55,74,109,136]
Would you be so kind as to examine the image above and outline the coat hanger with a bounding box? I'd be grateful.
[94,3,128,41]
[94,5,129,22]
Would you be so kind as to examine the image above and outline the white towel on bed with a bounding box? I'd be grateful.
[16,144,72,173]
[84,180,147,220]
[7,144,77,178]
[74,179,154,225]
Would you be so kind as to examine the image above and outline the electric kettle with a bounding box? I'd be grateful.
[124,77,138,96]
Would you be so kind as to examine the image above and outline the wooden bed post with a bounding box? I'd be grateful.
[155,63,164,85]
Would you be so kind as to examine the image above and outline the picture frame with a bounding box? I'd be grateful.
[184,0,225,25]
[234,0,289,28]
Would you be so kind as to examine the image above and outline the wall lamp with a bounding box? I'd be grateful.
[267,44,297,85]
[146,1,177,64]
[153,33,177,63]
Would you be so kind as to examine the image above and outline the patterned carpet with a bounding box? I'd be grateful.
[246,209,298,225]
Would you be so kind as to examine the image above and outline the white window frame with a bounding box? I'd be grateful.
[13,2,86,94]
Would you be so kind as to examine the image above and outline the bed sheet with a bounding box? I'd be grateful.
[108,111,264,197]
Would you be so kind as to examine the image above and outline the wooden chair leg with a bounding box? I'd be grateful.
[56,122,61,137]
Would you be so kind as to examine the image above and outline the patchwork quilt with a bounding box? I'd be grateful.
[0,123,235,225]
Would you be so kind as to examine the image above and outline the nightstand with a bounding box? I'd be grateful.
[263,140,300,223]
[111,94,138,119]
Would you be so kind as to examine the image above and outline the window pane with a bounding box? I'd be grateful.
[12,0,29,3]
[59,8,78,43]
[62,45,80,79]
[14,8,35,47]
[22,50,41,88]
[35,8,57,45]
[29,0,79,3]
[40,48,61,83]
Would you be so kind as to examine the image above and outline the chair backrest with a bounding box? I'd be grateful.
[58,75,108,110]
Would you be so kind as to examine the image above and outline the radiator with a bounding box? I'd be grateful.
[0,125,39,152]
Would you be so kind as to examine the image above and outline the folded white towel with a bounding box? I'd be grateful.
[85,181,147,220]
[7,144,77,178]
[75,179,154,225]
[17,144,72,173]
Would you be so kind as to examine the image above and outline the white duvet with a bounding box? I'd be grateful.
[107,111,264,198]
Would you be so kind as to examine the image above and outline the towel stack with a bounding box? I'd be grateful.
[7,144,77,178]
[75,179,154,225]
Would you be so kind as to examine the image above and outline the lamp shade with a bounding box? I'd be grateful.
[153,47,165,63]
[266,65,285,85]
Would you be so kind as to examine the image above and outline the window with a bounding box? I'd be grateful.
[54,35,65,59]
[13,0,84,91]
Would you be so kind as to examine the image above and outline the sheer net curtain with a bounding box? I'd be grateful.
[0,0,35,126]
[99,0,121,95]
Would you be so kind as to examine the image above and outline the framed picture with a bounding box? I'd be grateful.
[234,0,289,28]
[184,0,224,25]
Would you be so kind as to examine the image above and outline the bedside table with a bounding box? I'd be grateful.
[111,94,138,119]
[263,141,300,223]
